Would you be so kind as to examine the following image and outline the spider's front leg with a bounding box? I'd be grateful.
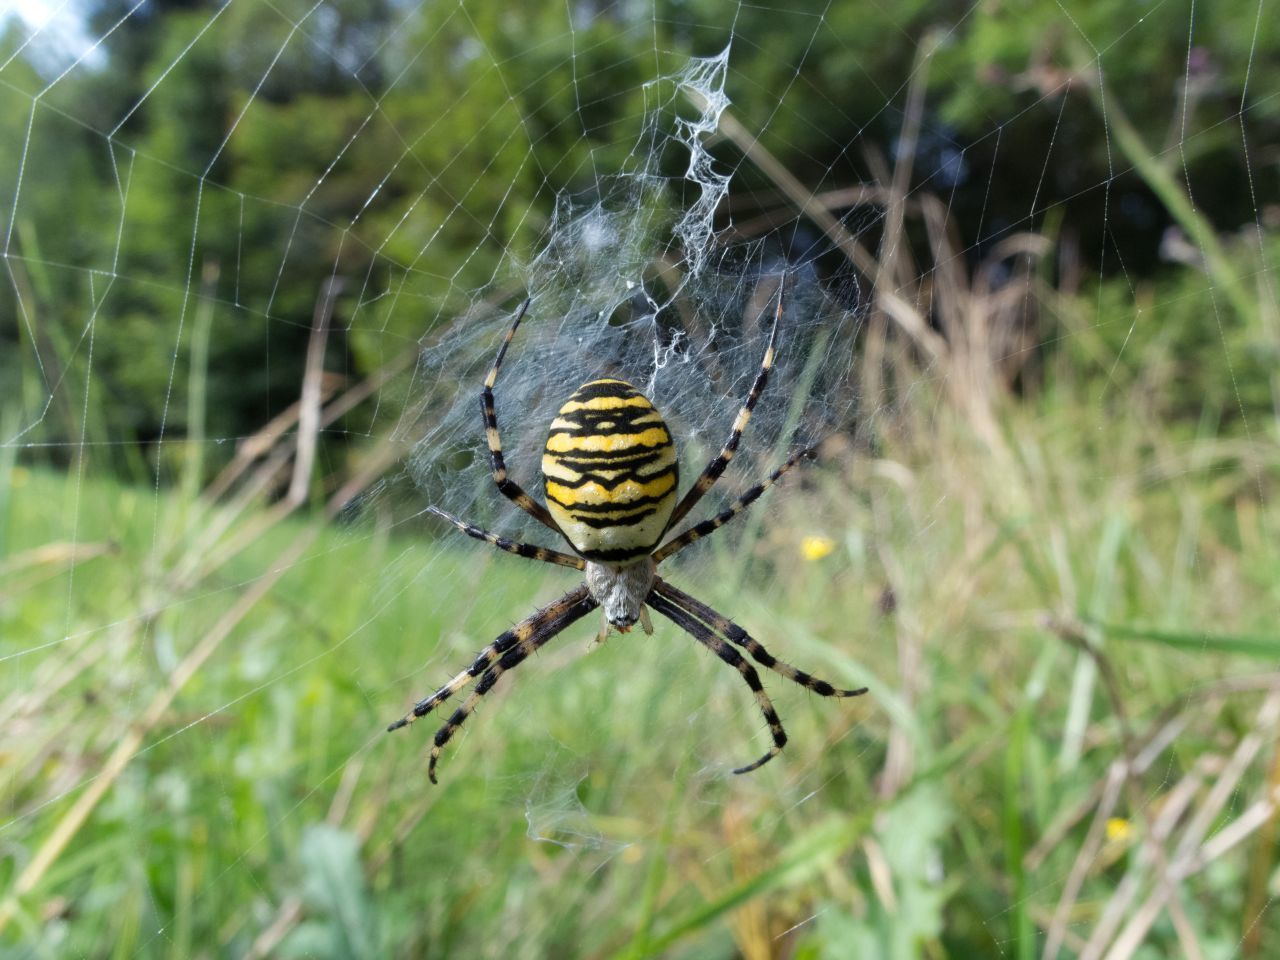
[387,585,592,733]
[423,590,599,783]
[646,591,788,774]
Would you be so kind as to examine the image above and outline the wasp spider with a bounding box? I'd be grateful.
[389,286,867,782]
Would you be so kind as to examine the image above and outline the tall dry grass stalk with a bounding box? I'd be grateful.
[701,37,1279,959]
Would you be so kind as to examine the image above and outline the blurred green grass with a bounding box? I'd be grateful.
[3,360,1278,956]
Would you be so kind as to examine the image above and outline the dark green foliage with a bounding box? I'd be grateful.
[2,1,1276,476]
[2,2,1276,536]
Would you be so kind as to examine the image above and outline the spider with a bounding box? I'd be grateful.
[388,285,867,782]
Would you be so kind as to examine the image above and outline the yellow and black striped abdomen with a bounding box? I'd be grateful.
[542,379,678,565]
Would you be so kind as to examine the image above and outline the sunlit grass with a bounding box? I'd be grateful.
[3,365,1277,956]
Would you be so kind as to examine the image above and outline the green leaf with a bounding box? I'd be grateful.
[280,824,378,960]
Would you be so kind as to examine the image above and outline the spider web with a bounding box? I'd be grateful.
[1,0,1277,956]
[401,48,865,537]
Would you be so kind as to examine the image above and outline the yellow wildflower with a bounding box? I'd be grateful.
[800,535,836,561]
[1105,817,1131,842]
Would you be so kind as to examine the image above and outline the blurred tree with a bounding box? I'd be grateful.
[1,0,1275,474]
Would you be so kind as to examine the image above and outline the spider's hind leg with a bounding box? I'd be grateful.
[654,447,814,563]
[664,279,786,531]
[427,506,584,570]
[481,298,562,534]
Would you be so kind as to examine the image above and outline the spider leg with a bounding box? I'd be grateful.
[665,281,783,531]
[654,447,813,563]
[592,612,610,647]
[482,298,562,534]
[426,592,599,783]
[427,506,585,570]
[646,592,787,774]
[654,578,868,698]
[387,585,592,734]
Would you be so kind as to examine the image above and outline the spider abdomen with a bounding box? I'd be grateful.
[542,379,678,564]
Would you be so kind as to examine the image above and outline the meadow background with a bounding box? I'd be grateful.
[2,0,1279,957]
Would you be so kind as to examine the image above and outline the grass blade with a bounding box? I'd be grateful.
[1086,619,1280,659]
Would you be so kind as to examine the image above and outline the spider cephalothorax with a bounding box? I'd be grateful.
[388,286,867,782]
